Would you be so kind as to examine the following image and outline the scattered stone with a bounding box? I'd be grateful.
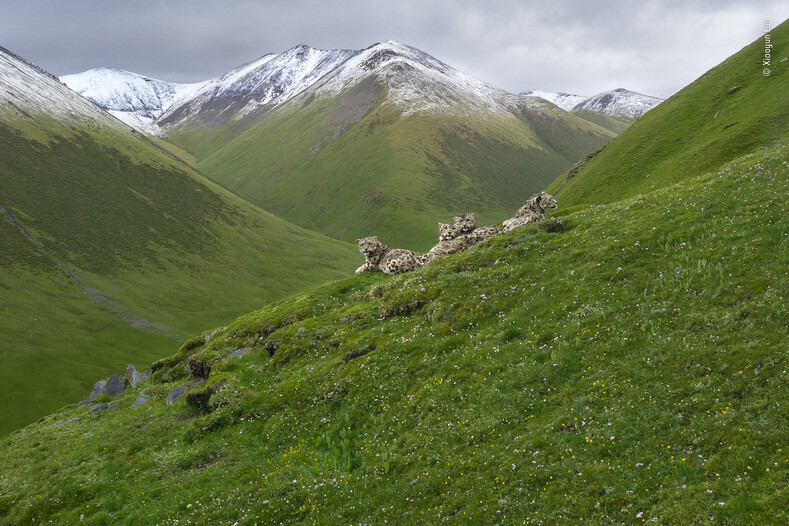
[78,380,106,406]
[166,386,188,405]
[409,478,419,485]
[101,374,125,397]
[295,327,308,338]
[190,379,206,387]
[130,393,151,409]
[229,346,253,357]
[141,370,151,382]
[90,402,118,412]
[126,364,142,388]
[54,417,81,426]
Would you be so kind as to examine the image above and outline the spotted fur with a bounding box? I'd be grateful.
[421,222,475,265]
[502,192,558,232]
[468,225,501,243]
[453,213,476,234]
[355,236,424,275]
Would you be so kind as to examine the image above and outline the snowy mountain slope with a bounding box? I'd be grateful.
[61,67,206,134]
[65,41,542,133]
[0,46,124,131]
[310,40,521,118]
[520,88,663,123]
[572,88,663,122]
[519,89,588,111]
[159,45,357,127]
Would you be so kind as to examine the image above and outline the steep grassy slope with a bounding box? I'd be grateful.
[0,58,359,435]
[548,19,789,206]
[167,88,614,251]
[571,108,630,135]
[1,137,785,524]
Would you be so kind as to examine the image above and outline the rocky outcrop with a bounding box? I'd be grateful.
[101,374,125,397]
[166,386,188,405]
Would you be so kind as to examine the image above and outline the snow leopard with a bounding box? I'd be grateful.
[502,192,558,232]
[355,236,424,275]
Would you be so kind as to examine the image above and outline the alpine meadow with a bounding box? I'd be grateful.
[0,16,787,526]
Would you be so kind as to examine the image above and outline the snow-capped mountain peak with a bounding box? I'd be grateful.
[0,46,124,131]
[61,68,206,134]
[314,40,516,117]
[519,90,588,111]
[156,44,358,126]
[520,88,662,122]
[571,88,662,121]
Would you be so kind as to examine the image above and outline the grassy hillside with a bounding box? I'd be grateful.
[1,135,785,524]
[0,110,359,435]
[571,108,630,135]
[166,86,614,252]
[548,19,789,206]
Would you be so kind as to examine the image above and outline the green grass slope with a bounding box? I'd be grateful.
[549,19,789,206]
[0,109,359,435]
[571,108,630,135]
[166,86,614,252]
[1,136,785,524]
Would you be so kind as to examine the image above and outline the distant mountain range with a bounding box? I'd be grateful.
[63,47,663,134]
[520,88,663,122]
[62,41,624,250]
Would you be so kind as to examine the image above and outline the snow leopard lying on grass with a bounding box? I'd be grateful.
[502,192,558,232]
[355,236,424,275]
[420,222,475,265]
[453,213,501,244]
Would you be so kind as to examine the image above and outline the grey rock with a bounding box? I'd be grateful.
[126,364,142,387]
[101,374,125,397]
[166,386,188,405]
[229,346,253,357]
[141,370,151,382]
[190,379,206,387]
[130,393,151,409]
[79,380,106,405]
[54,417,81,426]
[90,402,118,412]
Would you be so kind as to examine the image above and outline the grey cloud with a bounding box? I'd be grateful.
[1,0,786,98]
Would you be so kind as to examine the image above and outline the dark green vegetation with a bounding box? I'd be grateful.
[166,84,614,251]
[0,112,359,435]
[549,20,789,207]
[1,135,786,524]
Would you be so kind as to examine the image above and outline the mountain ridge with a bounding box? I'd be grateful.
[0,45,360,434]
[63,42,661,134]
[520,87,663,122]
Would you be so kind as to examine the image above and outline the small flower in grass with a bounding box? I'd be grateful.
[636,512,643,518]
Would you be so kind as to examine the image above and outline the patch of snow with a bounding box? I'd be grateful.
[61,68,207,121]
[313,40,520,118]
[571,89,663,121]
[0,46,124,131]
[519,90,588,111]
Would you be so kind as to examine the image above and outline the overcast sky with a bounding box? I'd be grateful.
[2,0,787,99]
